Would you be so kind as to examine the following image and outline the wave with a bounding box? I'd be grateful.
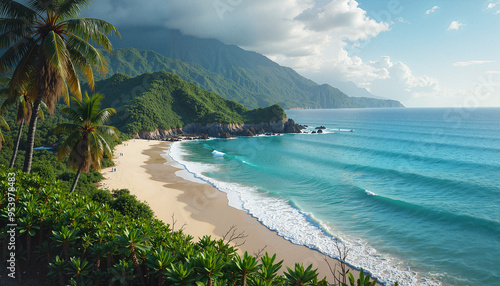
[341,132,500,154]
[212,150,225,157]
[365,190,377,196]
[274,146,500,203]
[168,141,440,286]
[360,189,500,236]
[291,137,500,177]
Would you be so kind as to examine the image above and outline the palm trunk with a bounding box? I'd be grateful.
[23,96,42,173]
[9,120,24,169]
[131,250,146,286]
[70,165,82,193]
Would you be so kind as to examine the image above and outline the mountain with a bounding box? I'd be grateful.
[328,79,387,99]
[91,71,300,137]
[106,27,403,109]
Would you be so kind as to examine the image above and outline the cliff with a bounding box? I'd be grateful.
[135,118,304,140]
[91,71,296,137]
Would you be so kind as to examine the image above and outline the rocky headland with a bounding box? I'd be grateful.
[134,118,305,141]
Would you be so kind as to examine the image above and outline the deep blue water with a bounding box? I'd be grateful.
[169,108,500,285]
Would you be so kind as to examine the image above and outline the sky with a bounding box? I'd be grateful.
[83,0,500,107]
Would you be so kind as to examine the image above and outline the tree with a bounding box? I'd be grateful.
[0,77,47,168]
[0,113,9,150]
[55,92,118,193]
[0,0,119,173]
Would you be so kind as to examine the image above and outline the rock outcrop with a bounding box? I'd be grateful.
[135,118,305,140]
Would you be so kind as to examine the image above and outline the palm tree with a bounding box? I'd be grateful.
[0,114,9,150]
[284,264,318,286]
[0,77,48,169]
[232,251,259,286]
[54,92,118,193]
[0,0,119,173]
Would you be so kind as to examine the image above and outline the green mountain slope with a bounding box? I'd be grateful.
[108,28,403,109]
[91,71,287,135]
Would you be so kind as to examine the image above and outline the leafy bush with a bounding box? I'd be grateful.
[31,162,57,182]
[111,193,154,220]
[90,189,114,205]
[0,168,388,286]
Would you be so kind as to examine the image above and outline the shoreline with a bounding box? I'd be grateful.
[101,139,366,283]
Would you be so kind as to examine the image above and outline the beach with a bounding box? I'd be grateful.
[101,139,361,282]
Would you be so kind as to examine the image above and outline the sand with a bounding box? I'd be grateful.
[101,139,363,283]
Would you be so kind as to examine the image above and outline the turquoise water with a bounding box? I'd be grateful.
[169,108,500,285]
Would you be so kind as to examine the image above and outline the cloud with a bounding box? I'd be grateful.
[453,61,495,67]
[294,1,390,41]
[82,0,442,106]
[448,20,465,31]
[425,6,439,14]
[487,2,498,9]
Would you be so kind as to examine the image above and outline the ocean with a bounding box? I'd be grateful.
[168,108,500,286]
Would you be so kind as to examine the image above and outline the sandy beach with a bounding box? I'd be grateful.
[101,139,362,282]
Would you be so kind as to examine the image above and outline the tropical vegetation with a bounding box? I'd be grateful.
[90,71,287,135]
[0,168,384,286]
[55,92,119,193]
[0,0,120,173]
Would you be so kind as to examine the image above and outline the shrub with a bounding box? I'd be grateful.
[111,193,154,220]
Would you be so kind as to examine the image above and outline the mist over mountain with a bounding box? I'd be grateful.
[107,27,403,109]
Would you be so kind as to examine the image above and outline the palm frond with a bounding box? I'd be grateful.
[60,82,70,106]
[56,0,93,20]
[61,105,83,123]
[0,114,9,130]
[0,36,36,74]
[0,27,34,50]
[65,59,82,101]
[88,131,104,170]
[41,30,69,76]
[8,40,38,99]
[56,129,82,160]
[66,33,107,85]
[0,77,10,86]
[0,0,37,20]
[0,115,10,150]
[53,122,79,134]
[92,107,116,125]
[96,125,119,141]
[38,100,46,121]
[65,18,120,51]
[67,45,94,88]
[28,0,57,14]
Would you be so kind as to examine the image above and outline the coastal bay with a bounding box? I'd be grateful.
[101,139,362,282]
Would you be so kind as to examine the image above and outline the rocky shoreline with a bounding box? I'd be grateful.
[134,118,305,141]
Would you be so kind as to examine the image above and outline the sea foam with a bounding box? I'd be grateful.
[168,141,440,286]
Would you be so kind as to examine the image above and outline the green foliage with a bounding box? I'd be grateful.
[98,43,403,109]
[31,162,57,182]
[0,168,393,286]
[90,71,287,135]
[284,263,319,286]
[90,189,114,205]
[111,192,154,220]
[342,269,378,286]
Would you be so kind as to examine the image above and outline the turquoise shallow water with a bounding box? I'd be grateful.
[169,108,500,285]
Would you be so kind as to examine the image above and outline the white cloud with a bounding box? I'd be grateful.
[448,20,465,31]
[425,6,439,14]
[82,0,444,106]
[453,61,495,67]
[294,1,390,41]
[487,2,497,9]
